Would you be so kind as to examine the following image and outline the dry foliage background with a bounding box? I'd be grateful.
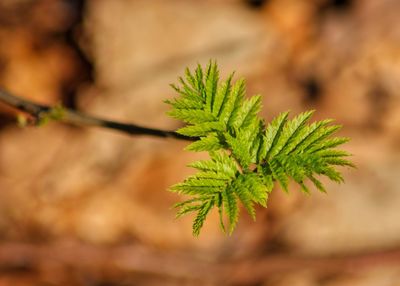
[0,0,399,285]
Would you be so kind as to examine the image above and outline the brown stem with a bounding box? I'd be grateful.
[0,88,194,141]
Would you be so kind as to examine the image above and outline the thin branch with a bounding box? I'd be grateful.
[0,88,193,141]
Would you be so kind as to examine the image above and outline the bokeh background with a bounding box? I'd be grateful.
[0,0,399,285]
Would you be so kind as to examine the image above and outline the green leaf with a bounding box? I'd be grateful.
[302,125,342,152]
[220,78,246,127]
[193,200,215,236]
[170,183,221,196]
[195,64,205,96]
[287,119,333,155]
[176,204,203,218]
[215,193,226,234]
[185,134,222,152]
[231,95,262,129]
[235,187,255,220]
[309,137,350,153]
[308,175,326,193]
[177,122,224,137]
[233,173,268,219]
[264,112,289,160]
[225,118,261,169]
[205,61,219,113]
[222,186,239,234]
[213,74,233,117]
[167,109,215,124]
[270,110,314,158]
[166,61,354,236]
[268,159,289,192]
[189,151,238,179]
[168,83,204,106]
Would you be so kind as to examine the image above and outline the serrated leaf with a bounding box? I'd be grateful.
[263,174,274,194]
[193,200,215,236]
[195,64,205,97]
[268,160,289,192]
[205,61,219,113]
[235,187,256,220]
[225,132,252,169]
[324,157,355,167]
[167,61,354,236]
[164,97,203,110]
[185,67,198,90]
[213,74,233,117]
[193,171,231,180]
[287,119,333,155]
[185,134,222,152]
[302,125,342,152]
[309,137,350,153]
[233,173,268,218]
[222,186,239,234]
[270,110,314,158]
[169,84,204,106]
[176,204,203,218]
[220,78,246,127]
[215,193,226,233]
[170,182,221,195]
[167,109,216,124]
[246,174,268,206]
[179,76,199,98]
[173,197,205,209]
[308,175,326,193]
[320,165,344,183]
[177,122,224,137]
[231,95,262,129]
[184,177,227,187]
[264,112,289,160]
[189,152,238,179]
[225,118,260,169]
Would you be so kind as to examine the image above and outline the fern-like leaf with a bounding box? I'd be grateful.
[166,61,355,236]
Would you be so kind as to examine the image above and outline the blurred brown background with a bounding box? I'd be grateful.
[0,0,399,285]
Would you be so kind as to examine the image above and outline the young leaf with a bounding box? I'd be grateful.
[166,61,354,236]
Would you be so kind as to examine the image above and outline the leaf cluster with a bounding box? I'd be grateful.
[166,61,354,236]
